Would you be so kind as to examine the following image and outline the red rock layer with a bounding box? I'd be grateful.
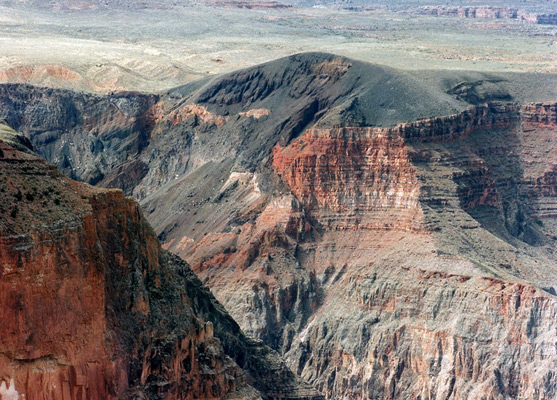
[521,102,557,128]
[272,129,424,232]
[310,103,518,142]
[271,102,522,227]
[0,141,252,399]
[0,65,82,84]
[533,165,557,200]
[273,104,557,399]
[184,101,557,399]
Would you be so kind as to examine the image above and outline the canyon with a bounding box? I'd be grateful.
[0,53,556,399]
[0,120,321,399]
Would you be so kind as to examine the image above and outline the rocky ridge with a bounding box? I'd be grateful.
[416,6,557,25]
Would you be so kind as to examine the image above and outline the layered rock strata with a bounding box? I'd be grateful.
[0,54,556,399]
[184,102,557,399]
[417,6,557,25]
[0,84,159,187]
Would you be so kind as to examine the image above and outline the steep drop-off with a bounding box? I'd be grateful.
[0,121,321,400]
[0,84,159,187]
[0,53,556,399]
[271,109,557,399]
[179,101,557,399]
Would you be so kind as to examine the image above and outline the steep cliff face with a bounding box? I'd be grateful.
[0,53,556,400]
[521,102,557,127]
[268,107,557,398]
[0,122,321,400]
[288,271,557,400]
[0,139,250,400]
[181,101,557,399]
[0,84,159,189]
[272,129,424,232]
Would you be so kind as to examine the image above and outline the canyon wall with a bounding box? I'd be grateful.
[185,101,557,399]
[0,84,159,188]
[0,122,321,400]
[417,6,557,25]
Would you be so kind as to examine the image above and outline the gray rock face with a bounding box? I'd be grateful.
[0,84,159,186]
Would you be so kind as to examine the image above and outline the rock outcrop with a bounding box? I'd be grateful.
[520,102,557,127]
[0,53,556,399]
[183,101,557,399]
[0,120,321,399]
[207,1,292,9]
[0,84,159,188]
[269,109,557,398]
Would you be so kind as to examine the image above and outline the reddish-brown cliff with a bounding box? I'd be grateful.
[272,129,424,232]
[521,102,557,128]
[183,102,557,399]
[1,56,556,400]
[0,124,321,400]
[0,140,251,399]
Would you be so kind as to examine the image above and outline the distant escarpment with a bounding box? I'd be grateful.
[0,120,321,400]
[0,53,556,399]
[207,0,292,9]
[416,6,557,25]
